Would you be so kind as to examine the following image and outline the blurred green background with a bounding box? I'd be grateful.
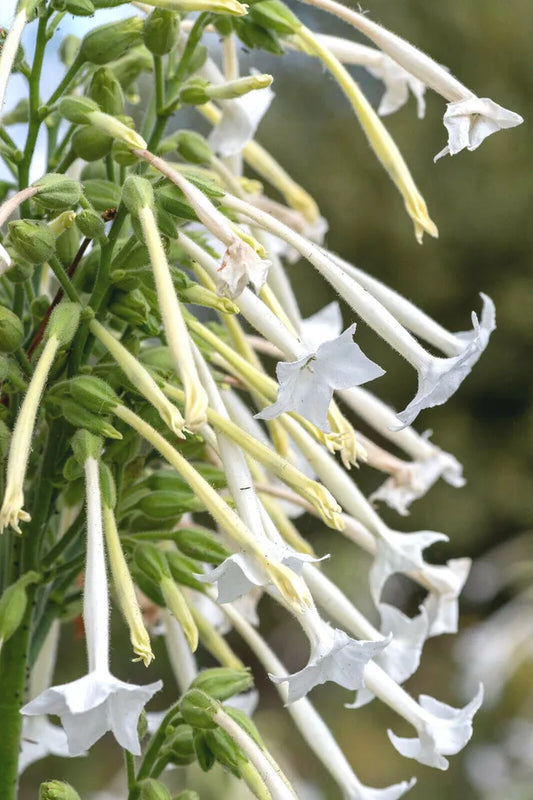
[13,1,532,798]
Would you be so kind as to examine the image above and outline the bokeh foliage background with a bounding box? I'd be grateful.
[4,0,531,797]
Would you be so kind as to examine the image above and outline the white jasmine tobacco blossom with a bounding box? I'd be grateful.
[256,324,385,431]
[21,458,162,756]
[299,0,523,159]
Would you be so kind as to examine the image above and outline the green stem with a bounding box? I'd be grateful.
[135,703,181,782]
[48,255,83,303]
[125,750,136,791]
[46,53,84,107]
[18,12,49,206]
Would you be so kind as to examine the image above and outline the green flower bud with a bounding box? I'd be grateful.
[32,173,83,211]
[164,724,196,766]
[80,17,143,65]
[193,730,215,771]
[0,306,24,353]
[206,74,273,101]
[175,130,212,165]
[72,125,113,161]
[122,175,154,215]
[0,571,40,652]
[8,219,55,264]
[59,35,81,67]
[204,728,245,775]
[71,429,103,464]
[59,96,100,125]
[82,179,121,213]
[69,375,119,413]
[99,461,117,508]
[179,78,209,106]
[143,9,179,56]
[55,224,81,267]
[4,257,34,284]
[138,491,205,520]
[31,295,50,324]
[191,668,253,702]
[249,0,300,35]
[47,302,81,346]
[109,268,142,291]
[1,98,29,125]
[89,67,125,116]
[38,780,82,800]
[137,779,171,800]
[181,690,219,729]
[61,398,123,440]
[184,44,208,77]
[165,551,205,592]
[138,709,148,742]
[111,46,153,90]
[110,137,139,167]
[174,792,200,800]
[62,455,84,482]
[173,528,230,565]
[134,543,171,584]
[65,0,96,16]
[76,209,106,239]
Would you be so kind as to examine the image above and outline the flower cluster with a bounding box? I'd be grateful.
[0,1,522,799]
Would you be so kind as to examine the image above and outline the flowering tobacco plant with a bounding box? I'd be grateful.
[0,0,523,798]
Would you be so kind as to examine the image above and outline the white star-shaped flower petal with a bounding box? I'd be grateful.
[21,671,162,756]
[196,547,324,604]
[19,716,72,773]
[422,557,471,637]
[270,627,390,703]
[370,449,465,516]
[396,294,496,428]
[435,96,524,161]
[347,777,417,800]
[388,686,484,770]
[256,324,385,431]
[216,238,270,299]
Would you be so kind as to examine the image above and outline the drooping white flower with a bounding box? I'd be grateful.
[21,458,162,756]
[270,607,390,703]
[301,1,523,158]
[387,685,484,770]
[256,324,385,431]
[396,294,496,427]
[370,447,465,516]
[216,236,270,298]
[19,716,71,773]
[196,545,321,604]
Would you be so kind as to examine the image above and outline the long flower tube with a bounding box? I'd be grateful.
[216,595,416,800]
[0,0,35,112]
[21,456,162,756]
[296,0,523,159]
[295,26,437,243]
[122,176,208,429]
[113,403,312,614]
[0,303,80,533]
[222,193,495,427]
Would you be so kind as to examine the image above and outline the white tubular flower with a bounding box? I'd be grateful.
[19,621,71,773]
[134,151,270,299]
[300,0,523,159]
[313,34,426,118]
[219,597,416,800]
[222,195,495,426]
[200,59,274,157]
[0,4,28,112]
[270,605,390,703]
[355,662,483,770]
[338,387,465,488]
[256,324,385,431]
[21,459,162,756]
